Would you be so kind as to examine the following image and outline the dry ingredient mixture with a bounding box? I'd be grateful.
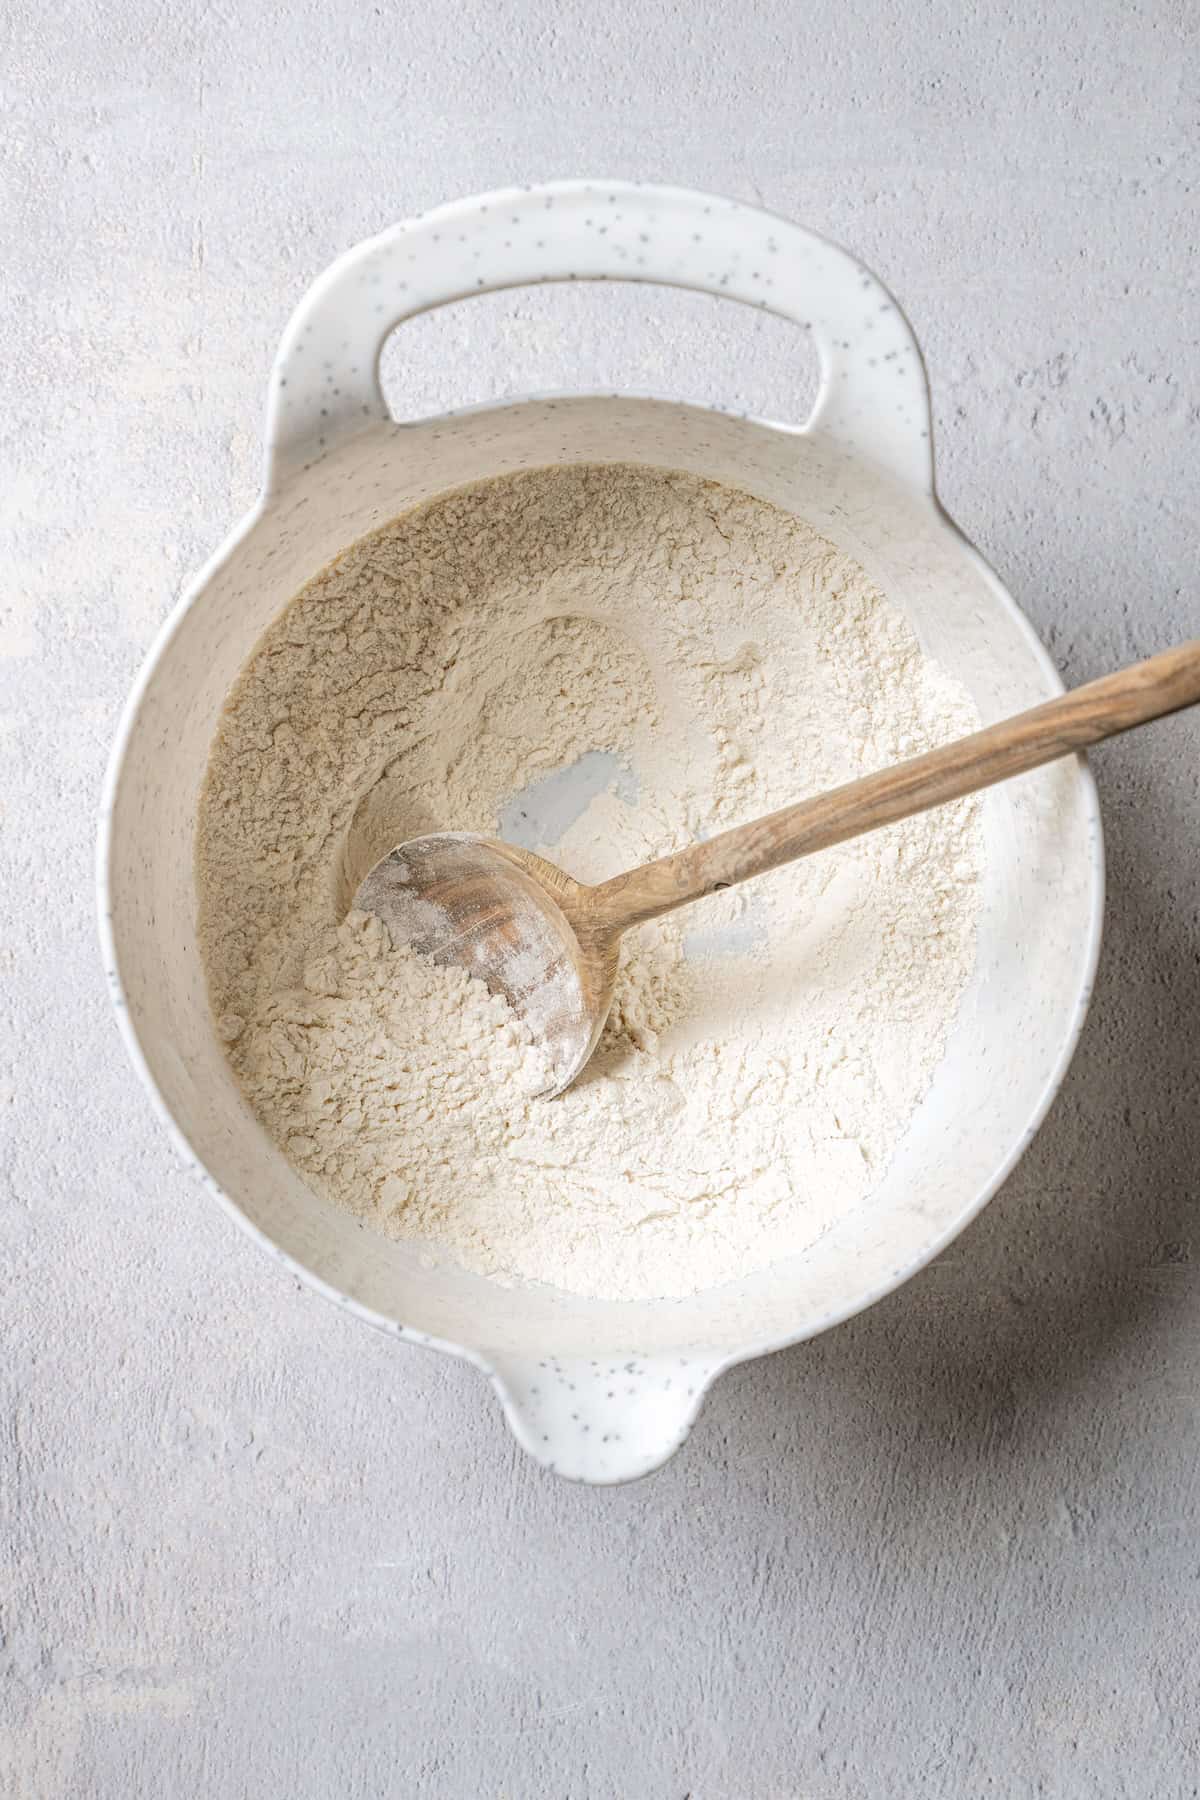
[197,465,984,1302]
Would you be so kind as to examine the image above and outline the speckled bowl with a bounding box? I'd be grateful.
[99,181,1103,1483]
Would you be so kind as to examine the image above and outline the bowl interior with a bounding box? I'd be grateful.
[104,398,1100,1362]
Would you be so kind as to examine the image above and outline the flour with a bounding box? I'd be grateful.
[197,464,984,1301]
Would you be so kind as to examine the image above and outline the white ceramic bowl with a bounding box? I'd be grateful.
[99,182,1103,1483]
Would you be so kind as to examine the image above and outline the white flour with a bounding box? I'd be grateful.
[197,465,984,1301]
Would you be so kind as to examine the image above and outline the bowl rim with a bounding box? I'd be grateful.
[96,407,1106,1466]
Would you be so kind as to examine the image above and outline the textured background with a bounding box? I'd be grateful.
[3,1,1200,1794]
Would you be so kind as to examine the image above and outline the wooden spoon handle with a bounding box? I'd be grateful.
[590,640,1200,932]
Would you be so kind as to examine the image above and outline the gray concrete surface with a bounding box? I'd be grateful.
[3,1,1199,1794]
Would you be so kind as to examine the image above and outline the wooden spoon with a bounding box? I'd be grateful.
[352,641,1200,1097]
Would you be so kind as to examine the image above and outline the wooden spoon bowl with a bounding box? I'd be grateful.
[353,833,618,1097]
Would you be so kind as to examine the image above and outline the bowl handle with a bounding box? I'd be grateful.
[486,1349,725,1485]
[264,180,934,495]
